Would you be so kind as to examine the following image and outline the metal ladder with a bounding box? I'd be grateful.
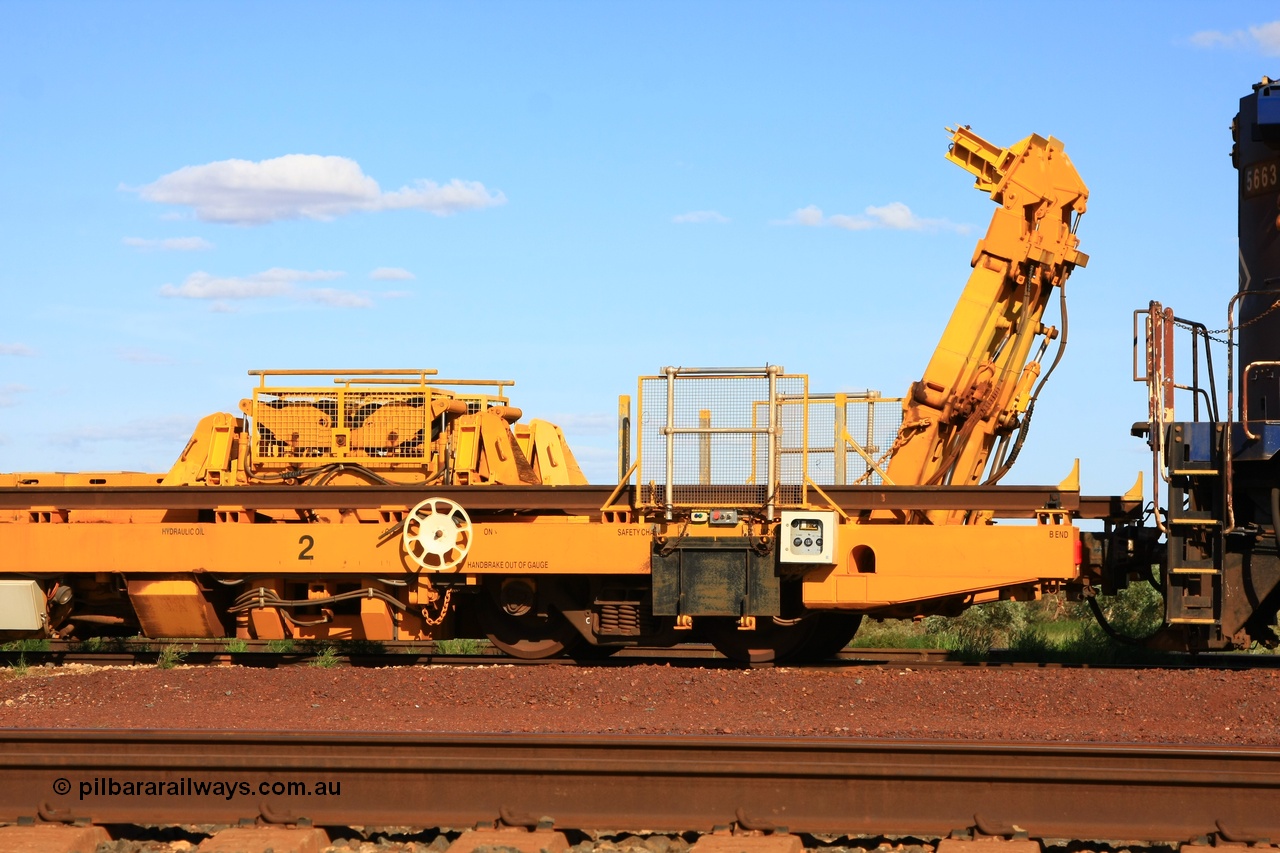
[1163,422,1224,635]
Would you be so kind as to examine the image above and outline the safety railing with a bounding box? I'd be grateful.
[1133,303,1224,532]
[1225,288,1280,530]
[635,367,806,519]
[244,369,512,469]
[766,391,903,487]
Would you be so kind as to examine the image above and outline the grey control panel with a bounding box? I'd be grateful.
[778,510,837,564]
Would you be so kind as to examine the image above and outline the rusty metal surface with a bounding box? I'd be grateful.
[0,730,1277,840]
[0,485,615,514]
[1076,492,1144,520]
[0,484,1137,518]
[3,644,1276,671]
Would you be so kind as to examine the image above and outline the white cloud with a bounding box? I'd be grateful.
[159,268,372,308]
[381,290,414,299]
[788,205,828,227]
[0,343,35,357]
[863,202,924,230]
[825,215,875,230]
[0,384,30,407]
[132,154,506,225]
[1257,21,1280,53]
[779,202,968,234]
[1189,30,1246,50]
[303,288,372,308]
[123,236,214,252]
[673,210,729,224]
[1189,20,1280,55]
[369,266,416,281]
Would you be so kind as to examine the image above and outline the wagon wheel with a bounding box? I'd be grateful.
[475,596,581,660]
[565,636,624,660]
[791,613,863,661]
[704,616,819,665]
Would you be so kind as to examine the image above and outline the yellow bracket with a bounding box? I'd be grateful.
[600,460,639,513]
[1058,458,1080,492]
[945,125,1016,193]
[1124,471,1145,503]
[804,477,850,521]
[840,427,895,485]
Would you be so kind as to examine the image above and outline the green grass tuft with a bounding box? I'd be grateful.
[156,644,186,670]
[7,654,29,677]
[851,582,1181,664]
[0,639,50,653]
[434,638,484,655]
[309,646,341,668]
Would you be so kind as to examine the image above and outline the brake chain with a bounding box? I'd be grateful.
[421,586,453,627]
[1174,296,1280,345]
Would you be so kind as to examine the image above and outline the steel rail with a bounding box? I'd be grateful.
[5,643,1278,670]
[0,484,1139,519]
[0,731,1276,841]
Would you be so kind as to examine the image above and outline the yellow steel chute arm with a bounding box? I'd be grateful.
[882,128,1089,520]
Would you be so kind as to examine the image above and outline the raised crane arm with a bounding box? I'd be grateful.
[883,128,1089,519]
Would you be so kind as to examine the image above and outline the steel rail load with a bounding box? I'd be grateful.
[0,128,1107,663]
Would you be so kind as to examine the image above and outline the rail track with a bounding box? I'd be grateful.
[1,640,1277,670]
[0,640,951,669]
[0,730,1277,843]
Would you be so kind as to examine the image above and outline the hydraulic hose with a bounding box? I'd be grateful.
[985,282,1070,484]
[1085,593,1162,647]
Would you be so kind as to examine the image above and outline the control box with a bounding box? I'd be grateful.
[778,510,837,564]
[690,509,741,525]
[0,580,45,631]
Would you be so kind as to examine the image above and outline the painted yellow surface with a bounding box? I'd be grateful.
[0,130,1095,643]
[0,512,1077,608]
[0,518,652,576]
[802,522,1077,608]
[126,577,225,637]
[884,129,1089,522]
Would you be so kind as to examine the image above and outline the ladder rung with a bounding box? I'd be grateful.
[1169,617,1218,625]
[1169,518,1221,526]
[1171,469,1220,476]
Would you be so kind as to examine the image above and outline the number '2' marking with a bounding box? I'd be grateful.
[298,534,315,560]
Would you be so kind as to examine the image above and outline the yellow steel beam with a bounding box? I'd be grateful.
[0,519,652,576]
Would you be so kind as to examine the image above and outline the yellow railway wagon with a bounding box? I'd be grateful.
[0,128,1131,663]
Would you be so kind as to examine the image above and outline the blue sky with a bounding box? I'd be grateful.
[0,2,1276,498]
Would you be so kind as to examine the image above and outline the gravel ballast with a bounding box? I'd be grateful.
[0,663,1276,744]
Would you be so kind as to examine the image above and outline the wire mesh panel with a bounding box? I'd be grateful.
[841,394,903,485]
[342,391,433,457]
[244,370,517,477]
[763,392,904,487]
[251,392,342,459]
[636,370,806,509]
[775,397,809,492]
[251,388,434,462]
